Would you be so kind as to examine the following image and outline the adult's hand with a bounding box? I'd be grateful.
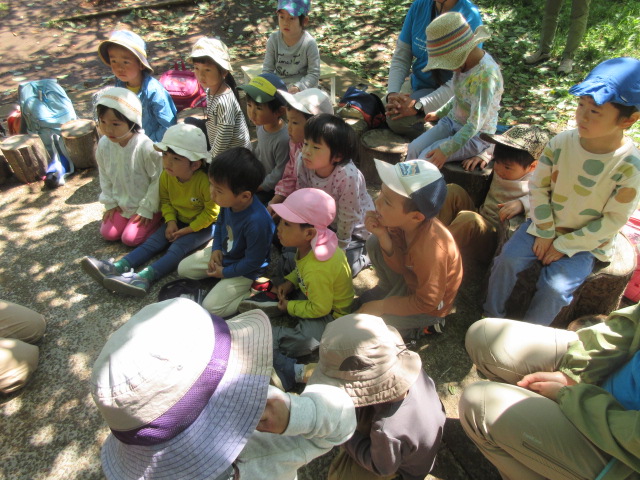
[386,93,418,121]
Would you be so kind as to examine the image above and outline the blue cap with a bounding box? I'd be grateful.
[569,57,640,110]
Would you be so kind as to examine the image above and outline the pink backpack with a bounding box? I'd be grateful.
[160,60,207,112]
[622,210,640,302]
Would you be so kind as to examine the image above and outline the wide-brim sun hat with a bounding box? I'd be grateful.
[308,313,422,407]
[276,88,334,116]
[96,87,143,127]
[154,123,209,162]
[480,124,551,161]
[271,188,338,261]
[568,57,640,110]
[91,299,272,480]
[189,37,233,72]
[98,30,153,73]
[422,11,491,72]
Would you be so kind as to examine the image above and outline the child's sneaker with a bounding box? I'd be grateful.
[81,256,118,285]
[250,277,273,295]
[238,291,280,316]
[423,319,445,335]
[103,270,150,297]
[270,351,297,392]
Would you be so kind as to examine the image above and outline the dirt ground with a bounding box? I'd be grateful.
[1,1,501,479]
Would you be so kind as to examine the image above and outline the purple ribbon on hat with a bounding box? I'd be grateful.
[312,226,338,261]
[112,314,231,446]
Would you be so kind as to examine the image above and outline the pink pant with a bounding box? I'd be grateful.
[100,211,162,247]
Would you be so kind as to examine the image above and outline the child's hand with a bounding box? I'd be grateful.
[357,300,385,317]
[278,297,289,312]
[207,262,224,278]
[208,250,223,276]
[426,148,447,169]
[288,85,300,94]
[532,236,554,261]
[517,371,575,401]
[498,200,524,222]
[364,210,385,236]
[165,221,178,241]
[130,214,151,227]
[267,195,285,219]
[541,243,565,266]
[103,206,122,221]
[424,111,439,123]
[276,281,294,299]
[170,226,193,242]
[462,156,488,171]
[256,388,291,434]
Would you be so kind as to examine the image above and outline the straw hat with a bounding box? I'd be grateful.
[422,12,491,72]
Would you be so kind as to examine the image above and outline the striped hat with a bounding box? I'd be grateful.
[422,12,491,72]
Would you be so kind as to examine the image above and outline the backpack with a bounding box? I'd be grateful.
[338,86,386,129]
[19,79,77,157]
[160,60,207,112]
[7,107,21,135]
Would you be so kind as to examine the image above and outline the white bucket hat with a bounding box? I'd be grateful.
[276,88,334,116]
[98,30,153,73]
[189,37,233,72]
[154,123,209,162]
[91,299,272,480]
[96,87,143,127]
[422,12,491,72]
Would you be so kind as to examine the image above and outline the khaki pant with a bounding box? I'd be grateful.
[0,301,46,394]
[538,0,591,60]
[459,318,611,479]
[328,447,401,480]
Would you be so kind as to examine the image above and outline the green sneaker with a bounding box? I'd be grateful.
[103,270,150,297]
[81,256,118,285]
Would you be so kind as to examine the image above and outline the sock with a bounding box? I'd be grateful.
[113,259,131,274]
[137,267,156,281]
[294,363,305,383]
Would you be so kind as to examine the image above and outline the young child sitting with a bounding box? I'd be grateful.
[94,87,163,247]
[263,0,320,93]
[308,313,446,480]
[405,12,503,168]
[82,123,218,297]
[438,124,550,263]
[484,57,640,325]
[177,147,275,318]
[360,159,462,338]
[241,188,354,360]
[268,87,334,216]
[297,113,375,276]
[91,298,356,480]
[239,73,290,204]
[189,37,251,160]
[98,30,177,142]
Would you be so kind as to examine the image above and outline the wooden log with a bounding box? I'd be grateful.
[61,119,99,169]
[0,134,50,184]
[177,107,207,123]
[0,151,12,185]
[359,129,408,185]
[441,161,493,208]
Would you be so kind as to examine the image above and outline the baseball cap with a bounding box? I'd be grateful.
[276,88,334,116]
[239,73,287,103]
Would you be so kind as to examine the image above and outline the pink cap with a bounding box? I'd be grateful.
[272,188,338,261]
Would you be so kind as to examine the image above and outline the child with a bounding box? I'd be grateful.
[268,87,334,215]
[81,123,218,297]
[91,298,356,480]
[308,313,446,480]
[438,124,550,263]
[94,87,163,247]
[239,73,290,204]
[189,37,251,160]
[405,12,503,168]
[360,159,462,338]
[98,30,177,142]
[297,113,374,276]
[241,188,354,360]
[263,0,320,93]
[177,147,275,317]
[484,57,640,325]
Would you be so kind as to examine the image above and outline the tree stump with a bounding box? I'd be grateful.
[0,151,12,184]
[359,129,408,185]
[441,161,493,208]
[0,134,50,183]
[60,119,99,169]
[177,107,206,123]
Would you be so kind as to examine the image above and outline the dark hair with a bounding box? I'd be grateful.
[208,147,265,195]
[287,106,313,120]
[276,10,306,26]
[403,196,421,214]
[163,147,205,171]
[96,105,141,133]
[247,95,285,113]
[304,114,357,166]
[192,57,241,102]
[492,143,535,169]
[611,102,639,120]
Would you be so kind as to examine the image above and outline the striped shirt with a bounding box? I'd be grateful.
[206,88,251,161]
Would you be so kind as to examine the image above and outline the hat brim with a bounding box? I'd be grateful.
[309,324,422,407]
[98,40,153,73]
[422,25,491,72]
[374,159,410,198]
[239,84,276,103]
[154,142,209,162]
[189,53,233,73]
[479,132,529,152]
[271,202,309,224]
[101,310,272,480]
[276,90,311,115]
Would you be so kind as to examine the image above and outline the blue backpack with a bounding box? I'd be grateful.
[338,86,387,129]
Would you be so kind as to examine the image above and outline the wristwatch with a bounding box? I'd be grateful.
[414,100,423,112]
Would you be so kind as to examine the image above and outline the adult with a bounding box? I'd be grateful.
[523,0,591,74]
[386,0,483,139]
[0,300,46,394]
[459,303,640,480]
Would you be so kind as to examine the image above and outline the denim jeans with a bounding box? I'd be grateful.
[483,220,595,325]
[123,221,215,279]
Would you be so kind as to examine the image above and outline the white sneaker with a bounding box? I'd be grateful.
[524,50,550,65]
[558,58,574,74]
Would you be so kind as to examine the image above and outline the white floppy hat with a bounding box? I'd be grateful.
[277,88,334,116]
[96,87,143,127]
[91,299,272,480]
[98,30,153,73]
[422,11,491,72]
[154,123,209,162]
[189,37,233,72]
